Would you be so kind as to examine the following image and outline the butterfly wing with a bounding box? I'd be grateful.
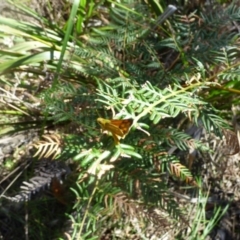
[110,119,133,137]
[97,118,133,144]
[105,121,125,137]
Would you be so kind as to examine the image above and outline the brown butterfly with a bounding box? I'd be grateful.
[97,118,133,144]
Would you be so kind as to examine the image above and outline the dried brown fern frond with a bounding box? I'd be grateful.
[111,192,139,218]
[168,161,198,187]
[102,192,182,239]
[33,133,62,159]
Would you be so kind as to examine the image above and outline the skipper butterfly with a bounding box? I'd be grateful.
[97,118,133,144]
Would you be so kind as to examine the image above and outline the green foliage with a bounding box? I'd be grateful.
[178,190,229,240]
[0,0,239,239]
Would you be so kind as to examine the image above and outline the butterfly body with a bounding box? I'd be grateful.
[97,118,133,144]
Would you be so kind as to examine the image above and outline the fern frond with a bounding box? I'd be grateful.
[33,134,62,159]
[97,80,205,123]
[168,160,197,186]
[3,160,70,202]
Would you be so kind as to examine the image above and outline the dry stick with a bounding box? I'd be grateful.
[25,201,29,240]
[152,5,177,30]
[0,161,31,198]
[140,5,177,40]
